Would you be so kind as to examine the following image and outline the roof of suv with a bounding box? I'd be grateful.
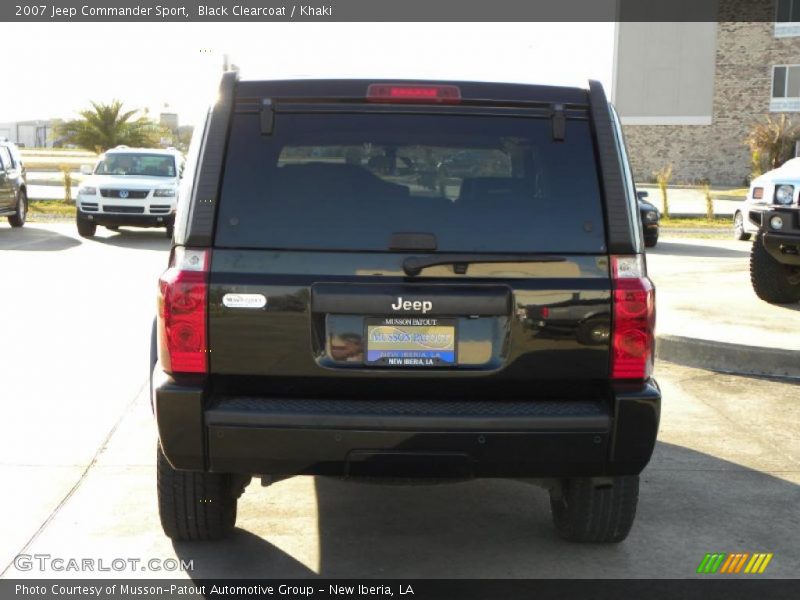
[104,146,180,156]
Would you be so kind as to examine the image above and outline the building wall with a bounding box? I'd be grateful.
[160,112,179,131]
[613,21,717,123]
[0,120,56,147]
[617,0,800,186]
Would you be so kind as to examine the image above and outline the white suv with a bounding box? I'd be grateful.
[735,158,800,241]
[76,146,183,238]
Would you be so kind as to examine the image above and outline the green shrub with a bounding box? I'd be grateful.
[59,164,73,204]
[653,164,673,219]
[750,149,763,179]
[744,115,800,174]
[702,183,714,221]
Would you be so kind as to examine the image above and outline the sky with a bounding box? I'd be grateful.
[3,22,615,126]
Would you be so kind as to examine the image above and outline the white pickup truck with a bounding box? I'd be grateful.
[745,158,800,304]
[735,158,800,241]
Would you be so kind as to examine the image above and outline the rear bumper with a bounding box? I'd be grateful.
[643,223,659,234]
[153,371,660,478]
[643,224,659,243]
[78,210,173,228]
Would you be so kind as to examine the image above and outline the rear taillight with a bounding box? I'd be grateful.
[611,255,655,380]
[157,247,210,375]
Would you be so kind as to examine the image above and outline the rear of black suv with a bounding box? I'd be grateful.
[152,74,659,543]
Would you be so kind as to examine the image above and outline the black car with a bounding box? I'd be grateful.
[0,140,28,228]
[637,190,660,248]
[152,76,660,544]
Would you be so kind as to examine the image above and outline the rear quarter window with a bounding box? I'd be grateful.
[0,147,12,170]
[215,112,606,253]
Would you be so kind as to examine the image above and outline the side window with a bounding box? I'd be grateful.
[173,108,210,244]
[0,147,11,170]
[609,105,644,250]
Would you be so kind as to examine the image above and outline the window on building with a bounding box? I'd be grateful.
[777,0,800,21]
[771,65,800,111]
[772,66,800,98]
[776,0,800,36]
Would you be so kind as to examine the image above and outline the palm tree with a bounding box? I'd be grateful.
[57,100,163,153]
[745,114,800,176]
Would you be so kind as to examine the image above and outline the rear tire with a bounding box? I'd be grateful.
[8,190,27,228]
[106,225,119,232]
[734,212,751,241]
[750,236,800,304]
[550,476,639,543]
[576,316,609,346]
[76,214,96,238]
[157,444,243,541]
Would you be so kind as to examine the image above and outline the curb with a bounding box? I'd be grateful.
[656,334,800,379]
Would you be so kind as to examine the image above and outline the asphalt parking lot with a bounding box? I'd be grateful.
[649,238,800,352]
[1,223,798,579]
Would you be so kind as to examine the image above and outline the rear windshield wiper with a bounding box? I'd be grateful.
[402,254,566,276]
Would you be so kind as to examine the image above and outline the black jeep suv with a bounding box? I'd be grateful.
[152,74,660,543]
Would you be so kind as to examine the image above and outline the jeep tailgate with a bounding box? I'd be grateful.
[207,105,611,398]
[208,251,610,399]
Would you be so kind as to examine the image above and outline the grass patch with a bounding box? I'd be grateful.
[660,230,731,240]
[711,188,748,198]
[28,201,76,221]
[659,216,731,229]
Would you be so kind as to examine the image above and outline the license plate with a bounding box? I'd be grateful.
[365,317,456,367]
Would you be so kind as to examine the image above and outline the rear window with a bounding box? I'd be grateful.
[216,112,606,253]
